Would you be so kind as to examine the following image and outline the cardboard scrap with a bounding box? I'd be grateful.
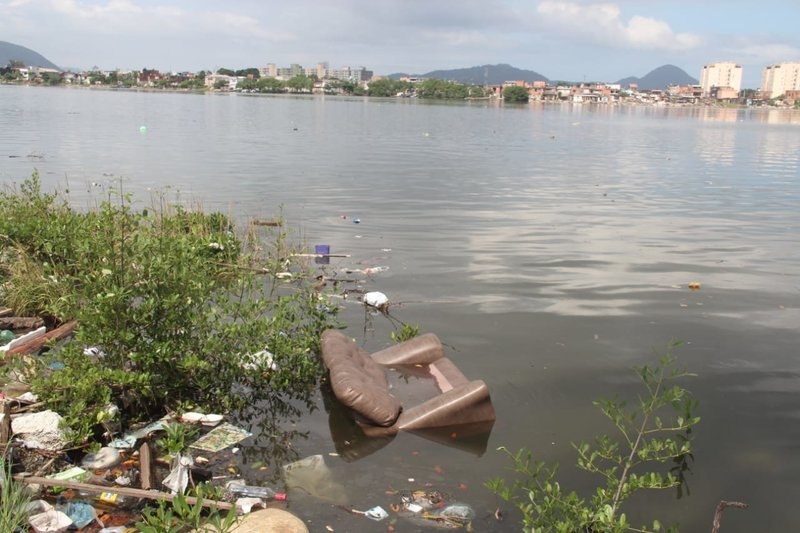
[189,422,251,452]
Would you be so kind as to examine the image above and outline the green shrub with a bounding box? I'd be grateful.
[487,344,699,533]
[156,422,200,456]
[135,486,238,533]
[390,323,420,343]
[0,173,340,445]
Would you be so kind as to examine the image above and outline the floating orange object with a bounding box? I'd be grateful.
[688,281,702,290]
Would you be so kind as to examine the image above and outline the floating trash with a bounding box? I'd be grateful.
[363,291,389,311]
[365,506,389,521]
[395,490,475,529]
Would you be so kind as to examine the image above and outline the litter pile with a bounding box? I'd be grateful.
[0,308,308,532]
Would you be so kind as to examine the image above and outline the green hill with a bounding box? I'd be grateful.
[0,40,61,70]
[616,64,697,90]
[389,63,548,85]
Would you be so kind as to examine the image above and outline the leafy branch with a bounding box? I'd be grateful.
[488,343,699,533]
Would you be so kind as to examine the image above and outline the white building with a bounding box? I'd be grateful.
[700,62,743,96]
[204,73,238,90]
[760,63,800,99]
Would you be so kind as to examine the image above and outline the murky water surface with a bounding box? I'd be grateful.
[2,86,799,531]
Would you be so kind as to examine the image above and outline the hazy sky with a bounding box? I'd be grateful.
[2,0,798,87]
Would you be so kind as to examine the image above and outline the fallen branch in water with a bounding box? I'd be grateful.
[711,500,749,533]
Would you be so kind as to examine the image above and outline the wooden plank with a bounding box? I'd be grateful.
[5,320,77,358]
[13,475,235,511]
[139,441,154,491]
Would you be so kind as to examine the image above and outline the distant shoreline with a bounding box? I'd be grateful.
[2,81,798,112]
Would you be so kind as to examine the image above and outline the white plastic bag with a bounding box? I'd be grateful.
[162,453,194,494]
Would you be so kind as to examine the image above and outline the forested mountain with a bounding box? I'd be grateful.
[0,41,60,70]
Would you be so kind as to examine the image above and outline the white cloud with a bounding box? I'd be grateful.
[12,0,270,40]
[735,42,800,64]
[51,0,143,21]
[536,1,702,51]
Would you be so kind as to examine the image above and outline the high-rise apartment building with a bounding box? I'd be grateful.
[760,63,800,99]
[700,62,743,96]
[260,63,278,78]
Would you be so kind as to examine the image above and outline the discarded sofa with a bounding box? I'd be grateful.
[319,330,496,443]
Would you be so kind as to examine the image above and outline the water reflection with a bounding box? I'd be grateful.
[229,390,317,486]
[693,123,737,166]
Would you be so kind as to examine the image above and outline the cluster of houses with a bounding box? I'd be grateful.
[6,61,800,107]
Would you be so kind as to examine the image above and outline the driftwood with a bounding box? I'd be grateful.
[4,320,78,358]
[0,307,12,317]
[711,500,749,533]
[250,218,283,227]
[139,440,154,491]
[0,316,45,330]
[13,475,235,511]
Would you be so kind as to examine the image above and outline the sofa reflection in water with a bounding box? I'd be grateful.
[320,329,496,461]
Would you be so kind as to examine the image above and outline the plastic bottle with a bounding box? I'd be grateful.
[95,491,126,508]
[225,481,287,501]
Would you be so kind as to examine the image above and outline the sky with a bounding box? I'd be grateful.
[2,0,799,88]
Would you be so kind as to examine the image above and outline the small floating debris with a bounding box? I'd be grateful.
[250,218,283,227]
[363,291,389,311]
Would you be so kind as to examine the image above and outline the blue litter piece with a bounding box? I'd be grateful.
[62,500,97,528]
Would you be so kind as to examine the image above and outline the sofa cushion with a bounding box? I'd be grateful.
[320,330,402,427]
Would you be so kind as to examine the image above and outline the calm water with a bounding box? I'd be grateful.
[2,85,800,532]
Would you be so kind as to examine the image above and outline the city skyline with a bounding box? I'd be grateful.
[1,0,798,89]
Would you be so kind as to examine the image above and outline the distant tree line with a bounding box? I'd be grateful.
[236,74,316,94]
[365,78,489,99]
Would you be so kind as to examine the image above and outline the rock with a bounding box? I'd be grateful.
[198,509,308,533]
[11,410,68,452]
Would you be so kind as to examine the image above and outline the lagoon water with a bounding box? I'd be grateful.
[2,85,800,531]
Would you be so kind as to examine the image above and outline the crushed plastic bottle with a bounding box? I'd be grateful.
[226,480,287,501]
[0,329,15,344]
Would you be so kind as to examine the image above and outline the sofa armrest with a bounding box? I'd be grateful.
[371,333,445,365]
[396,380,495,431]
